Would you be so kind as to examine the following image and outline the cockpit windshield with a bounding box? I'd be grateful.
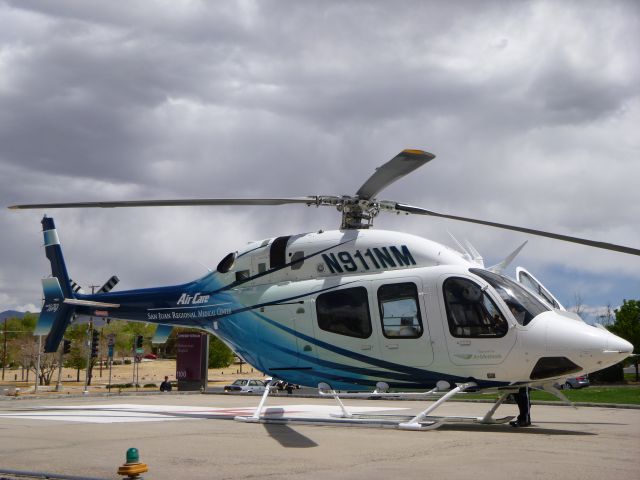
[470,268,549,325]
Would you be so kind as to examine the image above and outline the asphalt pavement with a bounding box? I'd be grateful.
[0,393,638,479]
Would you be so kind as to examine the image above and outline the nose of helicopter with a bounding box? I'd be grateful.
[544,311,633,373]
[606,334,634,356]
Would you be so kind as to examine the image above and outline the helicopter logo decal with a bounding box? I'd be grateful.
[176,292,210,305]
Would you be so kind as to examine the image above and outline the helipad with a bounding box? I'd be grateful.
[0,394,638,479]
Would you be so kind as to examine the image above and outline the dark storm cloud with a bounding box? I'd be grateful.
[0,0,638,315]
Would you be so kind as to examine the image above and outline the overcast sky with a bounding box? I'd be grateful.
[1,0,638,323]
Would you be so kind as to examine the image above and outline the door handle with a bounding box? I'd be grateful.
[457,340,471,346]
[385,344,399,349]
[361,344,372,350]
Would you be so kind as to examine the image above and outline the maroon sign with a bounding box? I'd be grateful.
[176,332,206,382]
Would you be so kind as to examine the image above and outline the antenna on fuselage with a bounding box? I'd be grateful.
[488,241,528,274]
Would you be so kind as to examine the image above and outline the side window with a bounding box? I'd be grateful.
[443,277,508,338]
[316,287,372,338]
[378,282,423,338]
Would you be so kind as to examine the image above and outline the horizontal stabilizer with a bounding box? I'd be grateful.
[63,298,120,308]
[152,324,173,344]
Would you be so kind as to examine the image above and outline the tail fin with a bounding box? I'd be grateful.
[37,217,76,353]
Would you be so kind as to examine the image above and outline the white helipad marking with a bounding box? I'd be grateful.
[0,404,408,424]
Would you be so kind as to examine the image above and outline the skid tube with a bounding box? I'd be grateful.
[234,381,515,430]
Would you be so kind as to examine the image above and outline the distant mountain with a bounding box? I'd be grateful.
[0,310,30,321]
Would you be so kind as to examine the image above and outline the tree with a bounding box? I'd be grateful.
[2,313,37,372]
[101,320,155,360]
[208,335,234,368]
[64,323,88,382]
[608,299,640,381]
[20,338,60,386]
[122,321,155,355]
[571,293,585,320]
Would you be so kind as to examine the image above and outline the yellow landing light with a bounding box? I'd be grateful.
[402,149,426,155]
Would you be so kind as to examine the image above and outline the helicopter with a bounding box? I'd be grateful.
[9,149,636,430]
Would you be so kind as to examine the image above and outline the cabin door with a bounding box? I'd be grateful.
[309,284,383,385]
[370,277,433,368]
[437,274,516,366]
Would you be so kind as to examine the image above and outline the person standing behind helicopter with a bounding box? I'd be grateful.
[160,376,172,392]
[510,387,531,427]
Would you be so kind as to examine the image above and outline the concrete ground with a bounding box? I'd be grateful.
[0,393,638,480]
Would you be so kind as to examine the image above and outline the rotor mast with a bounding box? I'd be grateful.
[328,149,436,230]
[340,199,378,229]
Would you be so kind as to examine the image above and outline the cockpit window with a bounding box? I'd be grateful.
[443,277,508,338]
[470,269,549,325]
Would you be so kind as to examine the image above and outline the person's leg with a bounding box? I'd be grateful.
[511,387,531,427]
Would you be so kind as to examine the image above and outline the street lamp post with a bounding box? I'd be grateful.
[34,335,42,393]
[2,319,7,381]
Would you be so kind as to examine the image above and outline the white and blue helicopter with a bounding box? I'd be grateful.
[9,149,636,430]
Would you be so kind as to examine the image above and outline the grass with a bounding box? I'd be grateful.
[530,387,640,404]
[462,386,640,405]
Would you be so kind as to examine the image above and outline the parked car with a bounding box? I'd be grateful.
[556,375,590,389]
[143,353,157,360]
[223,379,267,394]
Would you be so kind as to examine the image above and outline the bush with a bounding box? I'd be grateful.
[124,359,132,365]
[591,362,625,383]
[209,335,234,368]
[143,383,157,388]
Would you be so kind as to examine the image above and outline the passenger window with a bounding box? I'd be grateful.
[316,287,372,338]
[235,270,250,281]
[378,283,423,338]
[443,277,508,338]
[290,251,305,270]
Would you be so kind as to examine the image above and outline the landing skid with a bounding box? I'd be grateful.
[234,381,515,431]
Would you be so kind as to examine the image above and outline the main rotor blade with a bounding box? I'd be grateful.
[356,149,435,200]
[8,197,316,209]
[396,203,640,256]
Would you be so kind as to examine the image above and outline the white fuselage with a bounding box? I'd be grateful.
[205,229,631,389]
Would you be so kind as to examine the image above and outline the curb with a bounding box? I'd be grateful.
[2,389,639,410]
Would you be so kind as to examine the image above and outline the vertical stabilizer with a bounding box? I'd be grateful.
[42,216,73,298]
[38,216,76,352]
